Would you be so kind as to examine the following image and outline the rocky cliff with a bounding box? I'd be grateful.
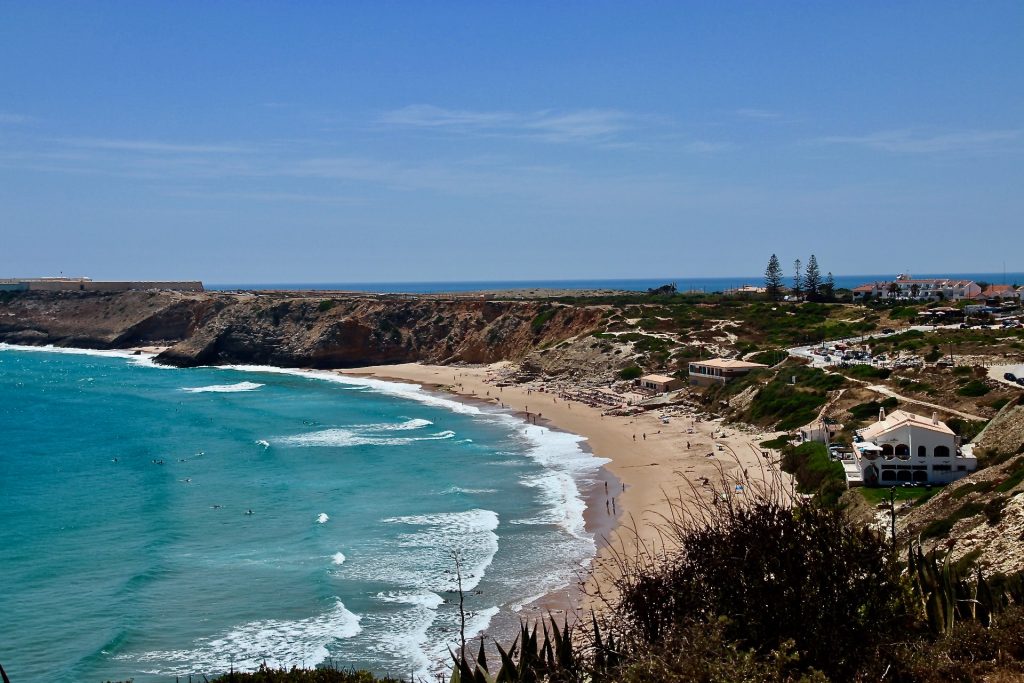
[0,290,602,369]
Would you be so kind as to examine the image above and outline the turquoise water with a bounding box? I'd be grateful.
[0,345,606,682]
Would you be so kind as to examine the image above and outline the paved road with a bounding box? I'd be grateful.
[988,363,1024,391]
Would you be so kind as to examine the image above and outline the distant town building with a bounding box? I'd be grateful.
[798,419,841,445]
[849,409,977,487]
[639,374,685,393]
[723,284,767,296]
[977,284,1020,303]
[852,274,981,302]
[0,277,203,292]
[687,358,767,386]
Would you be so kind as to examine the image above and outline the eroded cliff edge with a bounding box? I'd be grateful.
[0,290,602,369]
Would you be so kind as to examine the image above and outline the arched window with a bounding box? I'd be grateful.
[897,470,912,482]
[913,471,928,482]
[934,445,951,458]
[895,444,910,456]
[881,444,894,456]
[881,470,896,482]
[918,446,927,458]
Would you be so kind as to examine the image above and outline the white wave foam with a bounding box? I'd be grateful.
[182,381,264,393]
[126,599,361,674]
[255,439,270,449]
[442,486,498,495]
[361,417,433,431]
[377,509,500,592]
[317,513,329,524]
[277,428,455,448]
[360,595,496,680]
[213,364,484,415]
[376,590,444,609]
[0,342,166,368]
[331,552,346,565]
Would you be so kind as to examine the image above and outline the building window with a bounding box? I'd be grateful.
[934,445,951,458]
[933,465,951,471]
[881,444,894,456]
[895,444,910,457]
[917,446,927,458]
[881,471,896,481]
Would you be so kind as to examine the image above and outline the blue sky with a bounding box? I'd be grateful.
[1,2,1022,283]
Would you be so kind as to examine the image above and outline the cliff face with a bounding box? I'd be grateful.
[0,291,601,369]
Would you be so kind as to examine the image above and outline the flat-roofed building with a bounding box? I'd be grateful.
[687,358,767,386]
[851,275,981,302]
[639,373,685,393]
[851,409,977,486]
[5,277,204,292]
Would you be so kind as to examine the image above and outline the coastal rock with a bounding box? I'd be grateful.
[0,290,602,370]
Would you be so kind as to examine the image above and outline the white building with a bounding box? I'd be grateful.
[850,409,977,486]
[851,274,981,302]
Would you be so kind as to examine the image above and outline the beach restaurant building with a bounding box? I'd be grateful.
[687,358,767,386]
[850,409,977,487]
[639,374,685,393]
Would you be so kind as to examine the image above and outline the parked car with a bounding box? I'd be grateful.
[1017,378,1024,387]
[1006,372,1018,382]
[882,327,896,334]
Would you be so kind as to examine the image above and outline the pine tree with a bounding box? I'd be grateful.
[804,255,822,301]
[764,254,783,301]
[792,259,803,298]
[822,272,836,302]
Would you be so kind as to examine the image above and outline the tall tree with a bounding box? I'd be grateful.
[804,255,822,301]
[822,272,836,302]
[792,259,803,299]
[764,254,783,301]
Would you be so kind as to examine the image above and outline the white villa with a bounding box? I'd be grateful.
[848,409,977,487]
[852,274,981,302]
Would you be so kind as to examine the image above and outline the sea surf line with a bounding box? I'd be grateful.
[0,343,607,682]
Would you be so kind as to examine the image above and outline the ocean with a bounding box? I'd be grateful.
[206,272,1024,294]
[0,345,607,683]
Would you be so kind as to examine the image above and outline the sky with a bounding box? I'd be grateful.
[1,1,1022,283]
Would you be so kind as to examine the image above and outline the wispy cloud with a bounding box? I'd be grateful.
[58,137,255,154]
[735,108,782,120]
[0,111,33,124]
[817,128,1021,153]
[378,104,644,144]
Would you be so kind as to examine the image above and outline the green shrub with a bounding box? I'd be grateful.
[946,418,986,442]
[618,365,643,380]
[845,365,891,380]
[988,397,1011,411]
[956,379,990,397]
[848,398,898,420]
[530,307,557,333]
[921,501,986,539]
[781,442,847,507]
[760,435,792,449]
[317,299,336,312]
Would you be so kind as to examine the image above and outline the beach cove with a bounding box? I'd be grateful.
[339,362,791,608]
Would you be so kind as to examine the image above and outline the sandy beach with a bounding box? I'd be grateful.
[339,361,789,615]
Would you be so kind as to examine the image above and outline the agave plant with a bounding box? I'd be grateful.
[449,615,582,683]
[906,540,1018,634]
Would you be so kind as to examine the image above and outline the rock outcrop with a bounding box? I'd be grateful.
[0,290,602,370]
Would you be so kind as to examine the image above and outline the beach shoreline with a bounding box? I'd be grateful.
[338,362,789,618]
